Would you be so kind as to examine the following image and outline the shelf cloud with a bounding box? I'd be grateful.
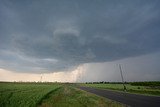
[0,0,160,73]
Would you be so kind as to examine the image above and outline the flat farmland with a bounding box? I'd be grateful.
[0,82,125,107]
[0,82,61,107]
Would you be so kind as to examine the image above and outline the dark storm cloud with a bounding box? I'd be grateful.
[0,0,160,73]
[78,52,160,82]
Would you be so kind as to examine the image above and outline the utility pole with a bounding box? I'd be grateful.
[119,64,126,91]
[40,74,43,82]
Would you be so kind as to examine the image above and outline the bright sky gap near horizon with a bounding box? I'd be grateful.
[0,0,160,82]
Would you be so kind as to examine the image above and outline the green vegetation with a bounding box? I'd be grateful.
[0,82,125,107]
[130,81,160,86]
[39,84,125,107]
[82,82,160,96]
[0,82,61,107]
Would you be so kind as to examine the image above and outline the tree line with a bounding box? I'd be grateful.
[85,81,160,86]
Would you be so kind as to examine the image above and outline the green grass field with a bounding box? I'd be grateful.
[0,82,125,107]
[81,83,160,96]
[0,82,61,107]
[39,84,125,107]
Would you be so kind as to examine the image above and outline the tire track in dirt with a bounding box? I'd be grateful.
[37,87,61,106]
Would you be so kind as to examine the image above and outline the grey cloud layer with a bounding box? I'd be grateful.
[0,0,160,73]
[78,52,160,82]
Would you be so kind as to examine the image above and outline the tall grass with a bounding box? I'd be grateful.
[0,82,125,107]
[0,82,60,107]
[39,85,125,107]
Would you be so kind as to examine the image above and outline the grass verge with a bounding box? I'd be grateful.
[39,84,126,107]
[81,83,160,96]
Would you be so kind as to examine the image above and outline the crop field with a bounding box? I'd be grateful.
[0,82,61,107]
[0,82,125,107]
[82,82,160,96]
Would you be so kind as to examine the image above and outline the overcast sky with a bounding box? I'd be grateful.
[0,0,160,82]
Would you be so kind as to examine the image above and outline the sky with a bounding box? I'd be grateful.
[0,0,160,82]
